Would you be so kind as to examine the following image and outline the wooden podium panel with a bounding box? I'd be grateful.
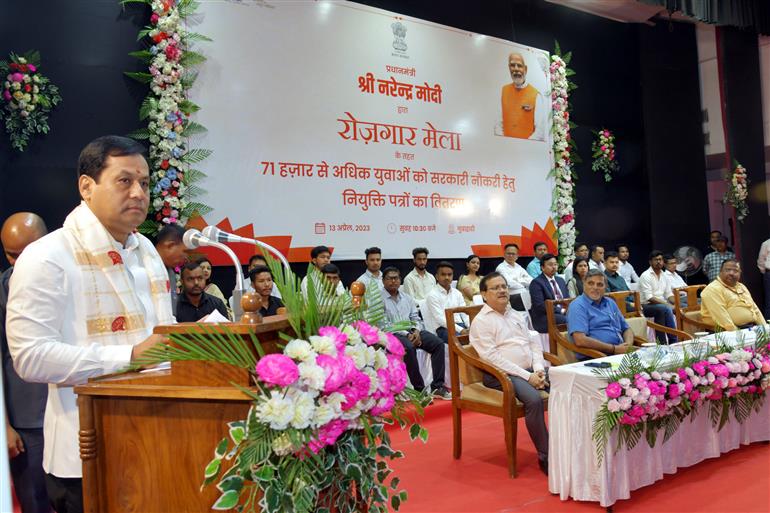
[75,318,291,513]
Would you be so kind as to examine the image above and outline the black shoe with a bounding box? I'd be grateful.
[538,458,548,476]
[432,386,452,400]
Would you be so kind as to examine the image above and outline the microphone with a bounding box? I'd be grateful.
[201,226,291,271]
[182,229,246,320]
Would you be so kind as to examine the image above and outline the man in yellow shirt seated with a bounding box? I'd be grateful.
[700,259,767,331]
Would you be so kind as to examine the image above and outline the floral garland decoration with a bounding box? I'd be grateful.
[0,51,61,151]
[549,41,579,269]
[723,161,749,223]
[590,128,619,182]
[123,0,213,235]
[592,331,769,465]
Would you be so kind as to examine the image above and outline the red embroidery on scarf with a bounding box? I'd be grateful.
[107,251,123,265]
[111,316,127,332]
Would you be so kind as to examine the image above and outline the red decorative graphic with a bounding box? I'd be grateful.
[107,251,123,265]
[471,218,558,258]
[111,316,127,332]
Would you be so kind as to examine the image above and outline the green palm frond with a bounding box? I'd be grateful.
[125,324,266,371]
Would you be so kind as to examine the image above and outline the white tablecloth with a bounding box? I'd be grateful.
[547,349,770,507]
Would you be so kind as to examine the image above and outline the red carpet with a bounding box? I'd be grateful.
[387,401,770,513]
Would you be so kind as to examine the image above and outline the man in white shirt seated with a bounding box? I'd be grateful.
[495,243,532,311]
[423,261,468,344]
[618,244,639,285]
[638,250,678,343]
[589,244,605,271]
[6,135,175,513]
[300,245,344,298]
[403,247,436,301]
[470,272,549,475]
[664,253,688,306]
[356,246,383,291]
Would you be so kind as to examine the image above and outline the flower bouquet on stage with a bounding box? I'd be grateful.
[131,256,430,513]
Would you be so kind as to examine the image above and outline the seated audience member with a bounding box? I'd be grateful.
[703,235,736,282]
[198,256,231,319]
[424,261,469,344]
[758,237,770,317]
[320,263,345,296]
[617,244,639,285]
[701,259,767,331]
[664,253,688,306]
[232,253,281,311]
[380,267,450,400]
[567,269,635,359]
[356,246,383,291]
[526,241,548,278]
[154,223,187,311]
[529,253,568,333]
[567,256,590,298]
[1,213,51,513]
[604,251,630,293]
[588,244,605,271]
[403,247,436,301]
[495,243,532,310]
[638,250,678,343]
[301,245,344,297]
[705,229,733,254]
[176,261,229,322]
[563,242,589,282]
[458,254,483,306]
[469,272,549,475]
[248,265,284,317]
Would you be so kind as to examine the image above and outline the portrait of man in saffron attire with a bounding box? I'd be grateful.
[500,52,546,141]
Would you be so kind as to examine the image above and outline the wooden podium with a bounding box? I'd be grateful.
[75,317,289,513]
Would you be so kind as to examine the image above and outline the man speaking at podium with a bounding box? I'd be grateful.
[6,135,176,513]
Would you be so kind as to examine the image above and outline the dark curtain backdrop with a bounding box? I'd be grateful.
[717,26,769,296]
[639,21,709,279]
[0,0,731,295]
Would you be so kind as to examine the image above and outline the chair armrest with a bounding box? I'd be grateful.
[543,351,564,366]
[449,342,516,398]
[645,320,693,341]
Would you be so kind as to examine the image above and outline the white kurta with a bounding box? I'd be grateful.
[6,229,162,477]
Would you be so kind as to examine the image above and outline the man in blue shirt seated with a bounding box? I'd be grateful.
[567,269,635,359]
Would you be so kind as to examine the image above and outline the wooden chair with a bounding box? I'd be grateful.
[445,305,562,478]
[672,285,713,334]
[606,291,691,344]
[545,297,607,362]
[546,292,692,362]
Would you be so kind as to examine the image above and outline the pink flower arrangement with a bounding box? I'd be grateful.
[591,128,619,182]
[252,321,410,454]
[723,163,749,222]
[255,354,299,386]
[1,51,61,151]
[601,347,770,425]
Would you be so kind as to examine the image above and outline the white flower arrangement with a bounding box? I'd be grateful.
[124,0,213,235]
[549,46,577,267]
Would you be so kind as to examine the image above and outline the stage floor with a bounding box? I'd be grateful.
[387,400,770,513]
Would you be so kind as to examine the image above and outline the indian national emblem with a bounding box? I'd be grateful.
[391,21,407,52]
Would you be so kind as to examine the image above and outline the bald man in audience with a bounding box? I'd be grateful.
[701,259,766,331]
[1,213,51,513]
